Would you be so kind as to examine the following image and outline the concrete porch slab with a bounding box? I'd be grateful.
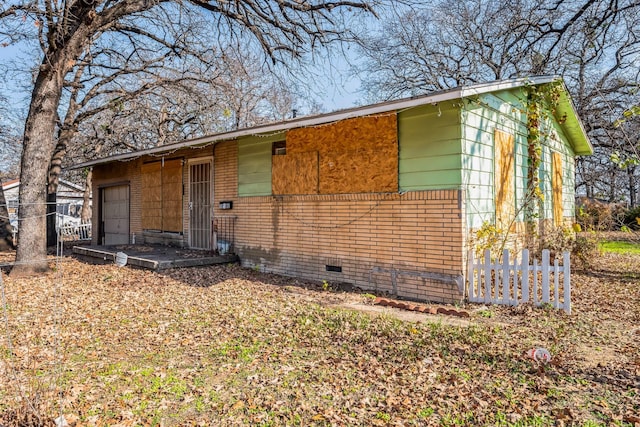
[72,244,237,270]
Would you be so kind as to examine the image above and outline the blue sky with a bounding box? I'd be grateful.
[0,38,365,131]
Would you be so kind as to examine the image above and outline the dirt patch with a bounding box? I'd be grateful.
[338,301,472,326]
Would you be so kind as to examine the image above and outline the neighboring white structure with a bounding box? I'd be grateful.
[2,178,91,232]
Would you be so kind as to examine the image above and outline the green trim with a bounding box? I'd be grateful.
[554,87,593,155]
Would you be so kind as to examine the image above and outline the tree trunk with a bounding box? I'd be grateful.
[80,170,92,223]
[46,140,67,247]
[629,166,636,207]
[46,191,57,247]
[11,64,66,275]
[0,182,16,251]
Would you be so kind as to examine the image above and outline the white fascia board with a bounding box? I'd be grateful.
[460,75,558,98]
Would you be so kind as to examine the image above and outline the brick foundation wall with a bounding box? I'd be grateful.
[231,191,465,303]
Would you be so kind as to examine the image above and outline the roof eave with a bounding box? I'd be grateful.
[552,83,593,156]
[67,86,464,170]
[68,75,593,169]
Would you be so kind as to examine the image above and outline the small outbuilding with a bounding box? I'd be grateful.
[71,76,592,303]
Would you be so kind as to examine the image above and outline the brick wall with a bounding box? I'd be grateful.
[214,141,238,203]
[209,141,465,303]
[228,192,464,303]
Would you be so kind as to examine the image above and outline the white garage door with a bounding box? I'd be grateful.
[102,185,130,245]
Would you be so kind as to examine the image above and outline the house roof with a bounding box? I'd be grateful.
[1,178,19,191]
[69,75,592,170]
[2,179,86,197]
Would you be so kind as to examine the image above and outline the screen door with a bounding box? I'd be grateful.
[189,161,212,249]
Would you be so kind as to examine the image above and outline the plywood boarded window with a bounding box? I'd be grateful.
[494,130,515,230]
[552,151,563,227]
[272,151,319,194]
[274,114,398,195]
[141,159,183,232]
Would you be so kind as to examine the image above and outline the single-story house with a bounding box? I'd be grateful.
[70,76,592,303]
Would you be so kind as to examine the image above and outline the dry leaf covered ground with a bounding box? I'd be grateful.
[0,250,638,426]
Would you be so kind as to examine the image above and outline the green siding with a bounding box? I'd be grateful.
[539,117,576,220]
[398,103,462,191]
[237,133,284,196]
[462,87,578,230]
[461,89,529,230]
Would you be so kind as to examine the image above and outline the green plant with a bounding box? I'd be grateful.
[417,407,434,419]
[622,205,640,230]
[322,280,330,291]
[472,221,506,259]
[479,309,494,318]
[375,412,391,422]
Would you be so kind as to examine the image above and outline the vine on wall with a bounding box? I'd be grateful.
[523,80,565,249]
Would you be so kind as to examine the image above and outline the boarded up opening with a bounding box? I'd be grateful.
[494,130,515,230]
[141,159,183,232]
[141,162,162,230]
[552,151,563,227]
[272,151,319,194]
[162,159,183,232]
[276,114,398,194]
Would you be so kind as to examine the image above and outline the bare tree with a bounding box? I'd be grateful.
[45,32,310,246]
[0,0,380,274]
[356,0,640,204]
[0,94,19,250]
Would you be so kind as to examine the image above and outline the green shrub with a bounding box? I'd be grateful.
[622,205,640,230]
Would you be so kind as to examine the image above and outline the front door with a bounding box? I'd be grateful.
[102,185,130,245]
[189,160,212,249]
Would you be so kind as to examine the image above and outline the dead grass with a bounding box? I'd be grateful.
[0,250,638,426]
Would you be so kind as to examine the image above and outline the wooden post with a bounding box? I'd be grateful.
[542,249,550,304]
[502,249,510,304]
[553,258,560,309]
[483,250,491,304]
[521,249,530,303]
[563,251,571,314]
[467,250,474,300]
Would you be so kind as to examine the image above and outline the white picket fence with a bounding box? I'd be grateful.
[467,249,571,314]
[58,222,92,241]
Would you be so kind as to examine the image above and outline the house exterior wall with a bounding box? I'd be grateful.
[461,87,578,253]
[88,83,583,303]
[461,89,530,232]
[91,137,464,303]
[226,125,465,303]
[230,191,464,303]
[398,103,462,191]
